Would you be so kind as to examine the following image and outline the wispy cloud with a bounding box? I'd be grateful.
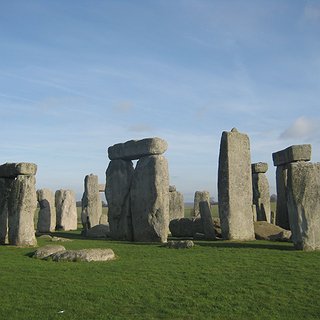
[114,100,134,113]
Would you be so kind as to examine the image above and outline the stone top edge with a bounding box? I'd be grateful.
[0,162,37,178]
[251,162,268,173]
[272,144,312,166]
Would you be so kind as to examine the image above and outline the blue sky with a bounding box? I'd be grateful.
[1,0,319,201]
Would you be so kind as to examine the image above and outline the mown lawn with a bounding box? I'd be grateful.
[0,232,319,320]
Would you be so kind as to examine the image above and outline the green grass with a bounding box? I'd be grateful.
[0,232,319,320]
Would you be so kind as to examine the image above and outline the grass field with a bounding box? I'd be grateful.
[1,229,319,320]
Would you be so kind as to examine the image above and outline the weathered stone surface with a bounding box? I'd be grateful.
[8,175,37,246]
[254,221,291,241]
[251,162,268,174]
[287,162,320,251]
[169,190,184,221]
[0,162,37,178]
[252,173,271,222]
[55,190,77,231]
[37,189,56,233]
[164,240,194,249]
[98,184,105,192]
[105,159,134,241]
[51,248,116,262]
[193,191,210,217]
[218,128,255,240]
[81,174,102,229]
[83,224,110,238]
[131,155,169,242]
[33,245,66,259]
[51,236,72,242]
[108,137,168,160]
[275,165,290,230]
[169,218,203,237]
[99,214,108,225]
[272,144,311,166]
[199,201,216,240]
[0,178,13,244]
[169,185,176,192]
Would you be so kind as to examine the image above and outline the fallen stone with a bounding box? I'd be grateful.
[51,237,73,242]
[254,221,291,241]
[193,233,206,240]
[169,218,203,237]
[164,240,194,249]
[33,244,66,259]
[83,224,110,238]
[108,137,168,160]
[37,234,53,240]
[51,248,116,262]
[272,144,311,167]
[0,162,37,178]
[251,162,268,174]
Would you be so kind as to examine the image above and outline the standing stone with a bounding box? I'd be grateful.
[55,190,77,231]
[169,186,184,221]
[193,191,210,217]
[252,163,271,222]
[131,155,169,242]
[81,174,102,229]
[0,178,14,244]
[199,201,216,240]
[287,162,320,251]
[37,189,56,233]
[218,128,255,240]
[105,160,134,241]
[8,175,37,246]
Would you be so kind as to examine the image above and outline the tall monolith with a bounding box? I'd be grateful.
[37,189,56,233]
[55,189,77,231]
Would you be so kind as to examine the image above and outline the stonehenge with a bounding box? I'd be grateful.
[55,189,77,231]
[106,137,169,242]
[218,128,255,241]
[193,191,210,217]
[37,188,56,233]
[169,185,184,221]
[0,162,37,246]
[252,162,271,222]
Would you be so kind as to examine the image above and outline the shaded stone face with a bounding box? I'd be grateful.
[108,137,168,160]
[0,178,14,244]
[131,155,169,243]
[81,174,102,229]
[169,190,184,221]
[287,162,320,251]
[218,129,255,241]
[0,162,37,178]
[199,201,216,240]
[193,191,210,217]
[55,190,77,231]
[8,175,37,247]
[272,144,311,167]
[105,160,134,241]
[37,188,56,233]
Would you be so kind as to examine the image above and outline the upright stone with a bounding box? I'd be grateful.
[131,155,169,242]
[81,174,102,229]
[108,137,168,160]
[169,186,184,221]
[199,201,216,240]
[0,178,14,244]
[105,160,134,241]
[8,175,37,246]
[287,162,320,251]
[55,190,77,231]
[218,128,255,240]
[252,162,271,222]
[37,189,56,233]
[193,191,210,217]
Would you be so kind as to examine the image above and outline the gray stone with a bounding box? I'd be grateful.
[272,144,311,166]
[38,234,53,240]
[33,245,66,259]
[169,218,203,237]
[169,185,176,192]
[218,128,255,240]
[199,201,216,240]
[98,184,105,192]
[164,240,194,249]
[37,189,56,233]
[252,172,271,222]
[193,191,210,217]
[55,190,77,231]
[254,221,291,241]
[0,162,37,178]
[275,165,290,229]
[99,214,108,225]
[287,162,320,251]
[169,190,184,221]
[8,175,37,246]
[51,248,116,262]
[51,236,73,242]
[108,137,168,160]
[81,174,102,229]
[105,159,134,241]
[251,162,268,174]
[131,155,169,242]
[0,178,13,244]
[83,224,110,238]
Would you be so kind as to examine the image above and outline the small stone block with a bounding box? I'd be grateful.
[251,162,268,173]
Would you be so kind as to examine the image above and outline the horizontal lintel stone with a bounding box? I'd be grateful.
[0,162,37,178]
[272,144,311,166]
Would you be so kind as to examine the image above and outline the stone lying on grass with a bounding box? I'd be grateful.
[51,248,115,262]
[164,240,194,249]
[254,221,291,241]
[33,245,66,259]
[37,234,73,242]
[82,224,110,238]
